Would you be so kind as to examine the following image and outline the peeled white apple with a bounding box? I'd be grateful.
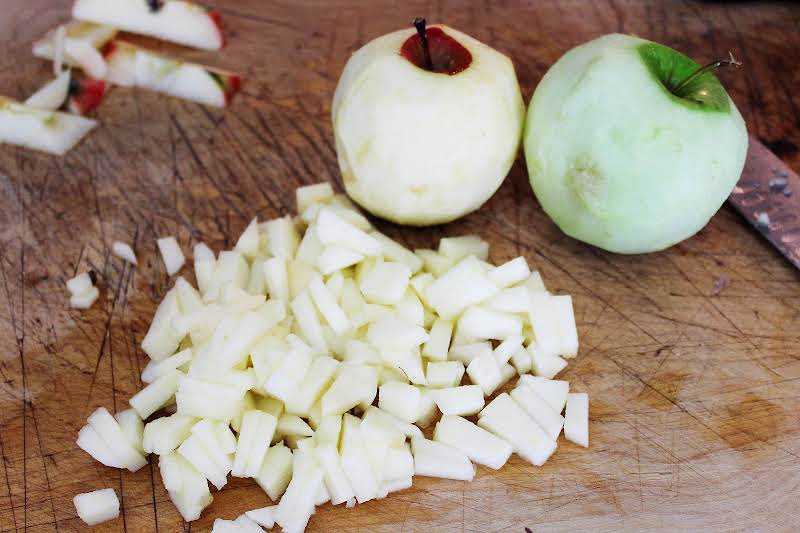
[524,33,748,253]
[332,22,524,225]
[73,488,119,526]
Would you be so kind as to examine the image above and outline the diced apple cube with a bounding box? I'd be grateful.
[73,488,119,526]
[486,286,531,313]
[284,355,339,417]
[297,182,334,212]
[510,347,533,375]
[432,385,484,416]
[316,208,381,256]
[255,442,294,501]
[422,319,453,361]
[274,451,323,533]
[339,414,379,503]
[370,231,423,273]
[321,364,378,416]
[245,506,277,529]
[380,347,427,386]
[510,385,564,441]
[493,335,524,367]
[378,382,421,423]
[142,413,196,455]
[414,249,456,276]
[157,237,185,276]
[315,444,356,505]
[129,370,182,419]
[411,437,475,481]
[528,292,561,358]
[466,350,503,395]
[317,245,365,275]
[433,415,512,470]
[518,375,570,413]
[309,274,350,335]
[564,392,589,447]
[264,215,299,259]
[529,344,568,379]
[524,271,547,293]
[175,376,246,421]
[234,218,260,258]
[231,410,277,478]
[478,393,556,466]
[342,340,381,365]
[426,256,499,319]
[141,286,183,361]
[296,224,324,265]
[438,235,489,262]
[448,341,492,365]
[290,290,328,354]
[114,408,144,454]
[552,294,579,358]
[409,272,435,305]
[425,360,465,388]
[264,336,313,402]
[359,261,412,305]
[158,452,213,522]
[458,306,522,340]
[367,318,428,349]
[488,257,530,288]
[263,256,289,303]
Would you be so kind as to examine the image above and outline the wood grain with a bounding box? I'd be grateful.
[2,1,800,531]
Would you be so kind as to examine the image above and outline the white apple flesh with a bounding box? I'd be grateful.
[332,22,524,225]
[73,0,224,51]
[0,97,96,155]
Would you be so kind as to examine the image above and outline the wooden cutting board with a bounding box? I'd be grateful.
[2,1,800,531]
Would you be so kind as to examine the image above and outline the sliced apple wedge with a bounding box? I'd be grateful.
[33,21,117,79]
[73,0,224,51]
[104,41,241,108]
[25,70,71,111]
[0,97,96,155]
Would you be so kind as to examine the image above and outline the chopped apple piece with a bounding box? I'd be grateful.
[255,442,294,501]
[422,318,453,361]
[478,393,556,466]
[448,341,492,365]
[157,237,185,275]
[360,261,412,305]
[321,364,378,416]
[438,235,489,262]
[510,347,533,375]
[114,408,145,454]
[142,348,192,384]
[432,385,484,416]
[25,70,71,111]
[564,393,589,447]
[552,294,579,358]
[317,245,364,275]
[175,375,246,421]
[434,415,512,469]
[458,306,522,340]
[425,360,465,388]
[411,437,474,481]
[290,290,328,354]
[245,506,276,529]
[518,375,570,413]
[73,488,119,526]
[316,207,382,256]
[340,414,379,503]
[232,410,277,478]
[529,344,568,379]
[309,274,350,335]
[142,413,196,455]
[528,292,561,358]
[466,350,503,395]
[426,256,498,319]
[510,385,564,441]
[0,96,96,155]
[81,407,147,471]
[129,370,182,419]
[296,182,334,212]
[493,335,524,367]
[378,382,421,423]
[159,451,213,522]
[73,0,224,50]
[315,444,356,505]
[488,257,530,288]
[104,41,240,107]
[370,231,423,273]
[34,21,117,78]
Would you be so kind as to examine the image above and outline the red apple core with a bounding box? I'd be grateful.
[400,27,472,75]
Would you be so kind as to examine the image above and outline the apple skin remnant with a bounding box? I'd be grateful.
[332,24,525,226]
[524,33,748,254]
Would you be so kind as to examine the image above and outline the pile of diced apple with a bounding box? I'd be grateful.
[75,182,589,532]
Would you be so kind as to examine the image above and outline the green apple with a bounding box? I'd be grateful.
[524,34,748,254]
[333,20,525,226]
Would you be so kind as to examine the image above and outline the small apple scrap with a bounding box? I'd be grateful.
[33,21,117,79]
[104,40,241,108]
[67,270,100,309]
[0,96,97,156]
[74,182,590,531]
[72,0,224,51]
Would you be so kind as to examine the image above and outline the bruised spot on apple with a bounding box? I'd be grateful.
[400,19,472,75]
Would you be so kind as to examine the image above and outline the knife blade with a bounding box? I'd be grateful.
[728,135,800,269]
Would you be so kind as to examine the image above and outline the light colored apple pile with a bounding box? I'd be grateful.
[74,183,589,531]
[1,0,239,155]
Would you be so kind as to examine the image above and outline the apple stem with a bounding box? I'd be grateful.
[413,17,434,71]
[672,51,742,96]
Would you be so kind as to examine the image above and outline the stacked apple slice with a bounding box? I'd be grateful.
[74,182,590,531]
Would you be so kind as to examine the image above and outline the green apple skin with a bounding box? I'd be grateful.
[524,33,748,254]
[333,25,525,226]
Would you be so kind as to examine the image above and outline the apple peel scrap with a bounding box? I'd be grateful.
[75,182,589,532]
